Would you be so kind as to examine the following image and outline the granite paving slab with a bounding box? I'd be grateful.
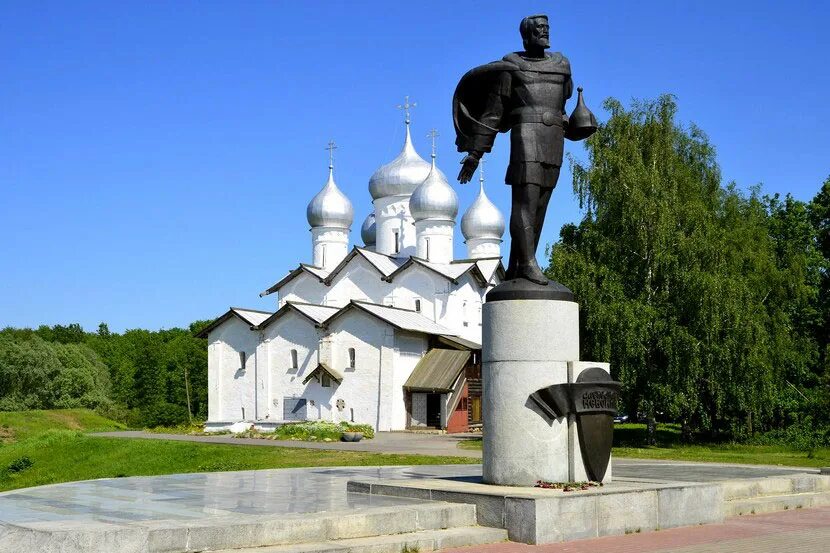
[0,460,819,527]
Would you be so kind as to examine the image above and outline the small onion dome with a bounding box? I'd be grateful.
[307,167,354,229]
[361,212,376,246]
[368,123,432,200]
[409,159,458,222]
[461,181,505,240]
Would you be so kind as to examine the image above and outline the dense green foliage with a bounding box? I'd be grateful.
[0,409,472,492]
[548,95,829,446]
[0,321,211,427]
[0,333,110,411]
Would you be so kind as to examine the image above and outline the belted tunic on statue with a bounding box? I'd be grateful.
[453,52,573,188]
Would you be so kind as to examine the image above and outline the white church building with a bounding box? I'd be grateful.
[198,113,507,433]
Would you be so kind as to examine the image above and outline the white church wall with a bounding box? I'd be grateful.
[278,273,327,307]
[311,226,349,271]
[324,256,385,307]
[374,195,416,258]
[207,317,262,422]
[388,267,441,321]
[392,332,428,430]
[440,273,484,343]
[414,220,454,264]
[325,309,392,430]
[262,311,320,421]
[466,237,502,259]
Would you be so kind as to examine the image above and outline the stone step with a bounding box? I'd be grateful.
[210,525,509,553]
[150,502,478,552]
[721,473,830,500]
[1,502,480,553]
[725,490,830,517]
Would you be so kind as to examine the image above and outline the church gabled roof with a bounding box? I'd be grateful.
[321,300,462,339]
[255,301,339,330]
[354,247,406,277]
[455,257,505,284]
[195,307,274,338]
[260,264,330,297]
[384,257,489,287]
[261,247,409,298]
[260,247,503,298]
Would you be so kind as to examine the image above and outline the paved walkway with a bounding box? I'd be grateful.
[1,460,826,552]
[91,430,484,458]
[441,506,830,553]
[0,460,815,525]
[0,465,468,524]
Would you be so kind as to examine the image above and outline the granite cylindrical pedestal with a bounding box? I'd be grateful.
[482,297,579,486]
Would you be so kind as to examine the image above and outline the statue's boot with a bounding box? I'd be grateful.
[516,259,549,286]
[512,224,549,285]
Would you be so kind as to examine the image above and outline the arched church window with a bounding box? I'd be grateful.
[239,351,246,371]
[290,349,298,369]
[348,347,356,368]
[393,230,400,253]
[425,238,430,261]
[415,299,422,312]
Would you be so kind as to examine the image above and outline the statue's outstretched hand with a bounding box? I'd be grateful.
[458,153,481,183]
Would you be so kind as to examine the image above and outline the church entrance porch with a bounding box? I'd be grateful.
[425,393,441,428]
[404,347,481,433]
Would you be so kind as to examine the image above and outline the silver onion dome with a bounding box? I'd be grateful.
[410,158,458,222]
[307,166,354,229]
[368,123,432,200]
[360,212,376,246]
[461,180,505,240]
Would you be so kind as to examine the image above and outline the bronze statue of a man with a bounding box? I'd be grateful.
[454,14,595,286]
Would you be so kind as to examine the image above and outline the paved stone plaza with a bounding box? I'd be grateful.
[0,460,815,524]
[438,506,830,553]
[0,466,464,524]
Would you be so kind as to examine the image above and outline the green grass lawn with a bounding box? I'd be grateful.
[0,408,127,442]
[0,410,473,492]
[458,423,830,468]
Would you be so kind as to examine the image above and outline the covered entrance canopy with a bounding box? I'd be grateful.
[302,363,344,385]
[404,349,470,393]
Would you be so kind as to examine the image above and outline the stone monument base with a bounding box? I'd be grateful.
[482,278,614,486]
[346,476,725,544]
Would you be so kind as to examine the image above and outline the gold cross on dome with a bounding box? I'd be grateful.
[397,95,417,124]
[325,140,337,169]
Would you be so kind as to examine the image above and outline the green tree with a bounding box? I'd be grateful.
[0,334,61,410]
[0,332,111,411]
[809,177,830,369]
[809,177,830,427]
[548,95,821,442]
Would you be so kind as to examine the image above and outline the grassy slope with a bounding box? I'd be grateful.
[458,423,830,468]
[0,410,472,492]
[0,409,126,442]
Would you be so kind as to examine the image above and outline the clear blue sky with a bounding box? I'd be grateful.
[2,1,828,332]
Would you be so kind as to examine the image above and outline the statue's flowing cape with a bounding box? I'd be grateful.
[453,52,571,153]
